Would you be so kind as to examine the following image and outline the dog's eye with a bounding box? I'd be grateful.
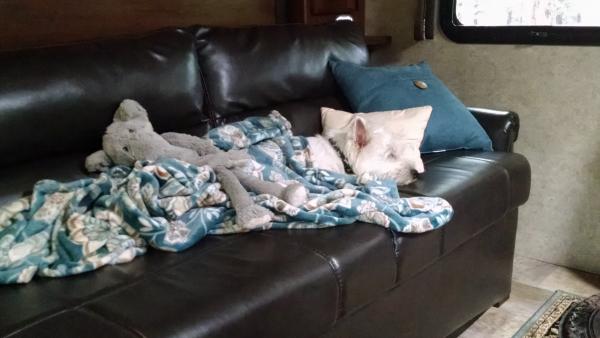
[122,146,129,152]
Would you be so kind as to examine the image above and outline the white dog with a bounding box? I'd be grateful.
[307,115,423,186]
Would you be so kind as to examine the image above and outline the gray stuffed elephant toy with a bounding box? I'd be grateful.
[85,99,309,229]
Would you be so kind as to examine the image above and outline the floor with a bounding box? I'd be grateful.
[459,255,600,338]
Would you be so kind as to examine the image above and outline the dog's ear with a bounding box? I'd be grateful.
[354,117,368,149]
[414,157,425,174]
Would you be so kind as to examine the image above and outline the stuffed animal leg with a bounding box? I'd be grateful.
[187,155,276,229]
[212,166,273,230]
[161,132,221,156]
[162,132,251,168]
[232,169,309,207]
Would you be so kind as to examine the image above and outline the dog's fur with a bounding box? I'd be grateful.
[307,135,345,173]
[308,117,421,186]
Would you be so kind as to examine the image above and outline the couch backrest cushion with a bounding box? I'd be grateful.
[0,28,208,167]
[221,96,350,137]
[192,22,368,120]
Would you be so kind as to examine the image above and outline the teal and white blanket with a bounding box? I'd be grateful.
[0,113,452,284]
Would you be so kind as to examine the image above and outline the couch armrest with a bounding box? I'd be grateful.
[469,107,520,152]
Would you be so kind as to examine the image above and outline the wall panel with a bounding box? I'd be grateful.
[366,0,600,274]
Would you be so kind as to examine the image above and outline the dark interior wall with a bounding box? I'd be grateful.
[366,0,600,274]
[0,0,275,51]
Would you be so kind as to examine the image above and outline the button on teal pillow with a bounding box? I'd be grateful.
[330,60,492,153]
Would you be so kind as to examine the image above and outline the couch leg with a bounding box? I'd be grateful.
[445,313,484,338]
[446,296,510,338]
[494,295,510,308]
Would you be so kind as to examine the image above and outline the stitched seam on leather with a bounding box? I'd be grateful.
[401,207,514,289]
[195,55,218,128]
[186,33,217,128]
[461,156,514,209]
[444,207,516,258]
[288,240,346,321]
[392,231,442,285]
[4,309,71,338]
[510,112,520,142]
[426,156,513,210]
[502,120,512,151]
[422,155,446,165]
[444,209,515,260]
[80,238,235,307]
[3,304,143,338]
[391,233,401,284]
[335,209,518,321]
[77,308,147,338]
[5,238,239,337]
[308,246,346,321]
[440,229,447,258]
[262,233,346,322]
[434,156,513,252]
[27,239,238,337]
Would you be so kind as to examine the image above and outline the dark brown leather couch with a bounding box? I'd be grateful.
[0,22,530,338]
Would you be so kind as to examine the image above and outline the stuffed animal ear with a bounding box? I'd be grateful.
[114,99,150,122]
[354,117,368,149]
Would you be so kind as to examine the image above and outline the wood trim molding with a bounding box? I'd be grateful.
[0,0,275,51]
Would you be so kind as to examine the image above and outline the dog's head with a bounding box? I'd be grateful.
[324,109,427,186]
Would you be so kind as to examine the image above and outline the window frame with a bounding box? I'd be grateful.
[440,0,600,46]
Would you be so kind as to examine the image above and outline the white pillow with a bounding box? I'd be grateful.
[321,106,432,174]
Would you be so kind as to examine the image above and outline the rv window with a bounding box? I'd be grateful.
[441,0,600,45]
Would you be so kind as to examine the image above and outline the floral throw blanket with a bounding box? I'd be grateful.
[0,112,452,284]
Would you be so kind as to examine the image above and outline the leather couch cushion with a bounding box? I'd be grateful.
[0,153,89,206]
[399,151,531,253]
[265,225,398,317]
[0,28,208,167]
[1,223,441,338]
[8,310,138,338]
[221,96,349,137]
[85,233,340,338]
[2,233,339,338]
[192,22,368,120]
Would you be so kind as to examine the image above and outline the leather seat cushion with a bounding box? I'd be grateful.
[0,153,90,206]
[399,150,531,253]
[264,225,398,318]
[1,226,399,338]
[83,233,339,338]
[2,224,443,338]
[7,309,138,338]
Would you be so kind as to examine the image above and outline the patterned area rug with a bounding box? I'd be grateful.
[513,291,581,337]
